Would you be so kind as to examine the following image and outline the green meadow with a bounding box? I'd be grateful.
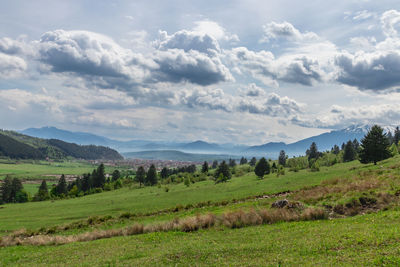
[1,156,400,266]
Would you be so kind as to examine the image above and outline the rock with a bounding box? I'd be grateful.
[271,199,289,208]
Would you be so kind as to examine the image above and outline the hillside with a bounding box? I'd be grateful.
[1,155,400,265]
[0,130,123,160]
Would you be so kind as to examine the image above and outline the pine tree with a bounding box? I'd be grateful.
[34,180,49,201]
[111,170,121,182]
[278,150,286,166]
[352,139,360,153]
[0,176,12,203]
[228,158,236,167]
[387,131,394,145]
[135,166,146,187]
[160,167,169,179]
[359,125,391,165]
[94,163,106,188]
[332,145,340,155]
[56,174,68,196]
[201,161,209,173]
[240,157,248,165]
[254,157,270,179]
[212,160,218,169]
[343,140,356,162]
[81,173,92,192]
[394,126,400,145]
[307,142,319,161]
[146,164,158,186]
[249,157,257,166]
[214,161,231,182]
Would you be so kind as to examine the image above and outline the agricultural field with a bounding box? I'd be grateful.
[1,156,400,266]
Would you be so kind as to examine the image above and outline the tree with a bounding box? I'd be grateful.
[254,157,270,179]
[352,139,360,153]
[211,160,218,169]
[394,126,400,145]
[111,170,121,182]
[201,161,209,173]
[0,176,12,203]
[249,157,257,166]
[10,178,23,202]
[271,162,277,173]
[332,145,340,155]
[278,150,286,166]
[240,157,248,165]
[56,174,68,196]
[359,125,391,165]
[146,164,158,186]
[81,173,92,192]
[93,163,106,188]
[34,180,49,201]
[228,158,236,167]
[214,161,231,182]
[343,140,356,162]
[135,166,146,187]
[389,143,399,156]
[307,142,319,161]
[160,167,169,179]
[387,131,394,145]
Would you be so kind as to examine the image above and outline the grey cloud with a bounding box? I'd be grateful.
[261,21,318,43]
[155,30,220,56]
[0,53,27,78]
[335,51,400,90]
[229,47,323,86]
[153,49,232,86]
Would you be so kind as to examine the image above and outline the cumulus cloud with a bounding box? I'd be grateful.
[335,50,400,90]
[179,85,303,117]
[193,20,239,42]
[0,53,27,78]
[261,21,319,43]
[155,29,221,56]
[381,10,400,37]
[228,47,323,86]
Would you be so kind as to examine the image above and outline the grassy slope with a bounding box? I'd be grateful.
[1,210,400,266]
[0,160,362,232]
[1,158,400,266]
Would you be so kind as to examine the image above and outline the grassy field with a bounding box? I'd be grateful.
[1,157,400,266]
[0,160,364,232]
[1,210,400,266]
[0,160,97,180]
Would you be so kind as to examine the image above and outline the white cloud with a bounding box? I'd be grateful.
[193,20,239,42]
[381,10,400,37]
[0,53,27,78]
[261,21,319,43]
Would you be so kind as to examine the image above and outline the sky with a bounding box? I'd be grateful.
[1,0,400,145]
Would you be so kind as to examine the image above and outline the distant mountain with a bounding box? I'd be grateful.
[20,124,397,160]
[245,124,385,157]
[22,127,114,146]
[0,130,123,160]
[123,150,237,162]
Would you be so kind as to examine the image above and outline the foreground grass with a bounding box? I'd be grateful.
[0,160,364,232]
[1,210,400,266]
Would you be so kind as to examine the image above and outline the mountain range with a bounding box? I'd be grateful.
[0,130,123,160]
[20,124,397,160]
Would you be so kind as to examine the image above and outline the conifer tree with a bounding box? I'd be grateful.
[201,161,209,173]
[135,166,146,187]
[56,174,68,195]
[214,161,231,182]
[343,140,356,162]
[146,164,158,186]
[160,167,169,179]
[212,160,218,169]
[34,180,49,201]
[395,127,400,145]
[0,176,12,203]
[240,157,248,165]
[359,125,391,165]
[278,150,286,166]
[249,157,257,166]
[254,157,270,179]
[112,170,121,182]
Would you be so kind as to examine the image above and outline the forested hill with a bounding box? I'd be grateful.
[0,130,123,160]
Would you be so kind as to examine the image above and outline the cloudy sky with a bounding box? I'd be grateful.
[1,0,400,145]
